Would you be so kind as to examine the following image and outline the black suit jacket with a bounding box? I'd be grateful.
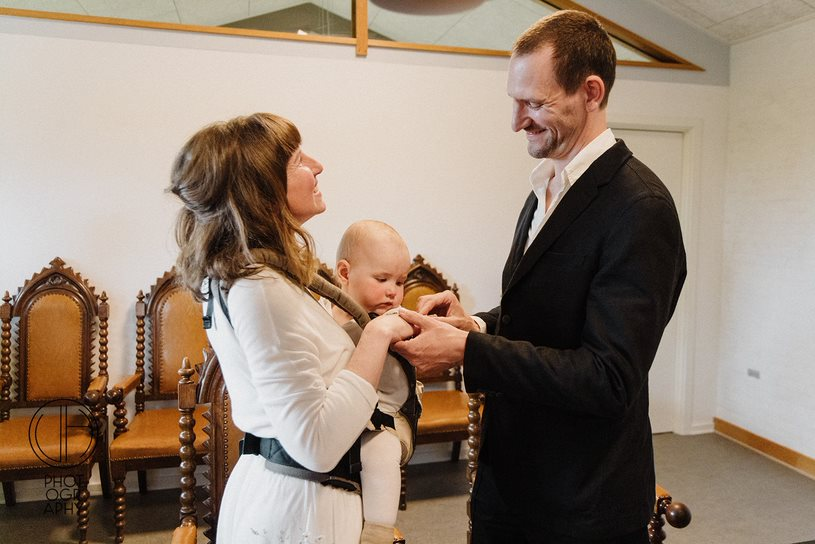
[464,140,687,537]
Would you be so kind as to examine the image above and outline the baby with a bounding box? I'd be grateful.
[333,220,420,544]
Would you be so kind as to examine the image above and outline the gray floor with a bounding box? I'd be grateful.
[651,433,815,544]
[2,433,815,543]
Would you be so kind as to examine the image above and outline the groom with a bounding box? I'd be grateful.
[395,9,687,544]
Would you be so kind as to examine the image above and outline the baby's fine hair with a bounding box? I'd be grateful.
[336,220,407,263]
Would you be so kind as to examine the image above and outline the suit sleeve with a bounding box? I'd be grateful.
[464,194,686,419]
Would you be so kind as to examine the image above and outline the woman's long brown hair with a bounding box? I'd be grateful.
[169,113,317,299]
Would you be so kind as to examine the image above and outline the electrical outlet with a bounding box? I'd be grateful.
[747,368,761,379]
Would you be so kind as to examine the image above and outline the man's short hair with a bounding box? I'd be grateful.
[513,9,616,108]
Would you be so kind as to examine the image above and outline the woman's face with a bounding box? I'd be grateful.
[286,147,325,224]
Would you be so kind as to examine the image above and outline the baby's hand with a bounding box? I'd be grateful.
[371,311,414,344]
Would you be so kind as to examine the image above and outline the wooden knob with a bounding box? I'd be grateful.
[665,501,691,528]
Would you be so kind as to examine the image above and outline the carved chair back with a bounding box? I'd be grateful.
[1,257,108,416]
[134,269,208,412]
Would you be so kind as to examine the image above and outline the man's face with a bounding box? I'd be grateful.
[507,46,588,161]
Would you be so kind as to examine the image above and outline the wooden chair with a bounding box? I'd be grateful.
[176,349,242,544]
[648,485,692,543]
[105,269,209,543]
[399,254,483,510]
[0,257,111,544]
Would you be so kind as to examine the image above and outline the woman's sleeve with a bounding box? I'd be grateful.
[229,276,378,473]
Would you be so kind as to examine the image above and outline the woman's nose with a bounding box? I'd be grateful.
[304,154,323,175]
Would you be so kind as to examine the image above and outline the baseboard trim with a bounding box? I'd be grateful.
[687,421,714,435]
[714,417,815,480]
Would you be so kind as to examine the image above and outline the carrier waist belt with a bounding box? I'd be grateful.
[240,433,361,493]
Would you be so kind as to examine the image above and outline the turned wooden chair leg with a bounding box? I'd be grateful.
[75,475,90,544]
[112,475,127,544]
[2,481,16,506]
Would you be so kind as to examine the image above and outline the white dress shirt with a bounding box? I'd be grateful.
[525,128,617,251]
[472,128,617,333]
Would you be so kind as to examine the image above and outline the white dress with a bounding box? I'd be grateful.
[205,268,379,544]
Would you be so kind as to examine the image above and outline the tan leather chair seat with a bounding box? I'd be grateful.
[417,390,470,434]
[0,414,98,469]
[109,405,207,460]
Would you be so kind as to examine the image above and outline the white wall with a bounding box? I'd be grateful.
[0,13,728,498]
[608,78,730,434]
[718,18,815,458]
[581,0,731,86]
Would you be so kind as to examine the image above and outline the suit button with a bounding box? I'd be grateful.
[501,314,511,325]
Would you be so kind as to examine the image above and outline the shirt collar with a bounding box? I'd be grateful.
[529,128,616,195]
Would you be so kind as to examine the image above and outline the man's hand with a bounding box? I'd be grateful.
[415,290,465,317]
[415,291,480,332]
[392,309,469,376]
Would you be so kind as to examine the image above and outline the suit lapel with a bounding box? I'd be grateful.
[502,191,537,287]
[504,140,632,294]
[505,180,597,293]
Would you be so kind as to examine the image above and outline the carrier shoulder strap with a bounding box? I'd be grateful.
[203,277,231,329]
[202,258,370,332]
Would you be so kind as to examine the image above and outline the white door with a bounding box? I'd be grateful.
[614,128,685,433]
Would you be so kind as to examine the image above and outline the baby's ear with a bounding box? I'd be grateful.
[336,259,351,285]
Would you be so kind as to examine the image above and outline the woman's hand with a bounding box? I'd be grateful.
[346,312,414,387]
[368,312,415,344]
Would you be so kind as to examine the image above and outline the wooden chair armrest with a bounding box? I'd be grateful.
[171,519,197,544]
[648,487,692,543]
[105,372,142,438]
[662,498,691,529]
[83,374,109,407]
[107,372,142,402]
[654,486,691,528]
[88,374,108,392]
